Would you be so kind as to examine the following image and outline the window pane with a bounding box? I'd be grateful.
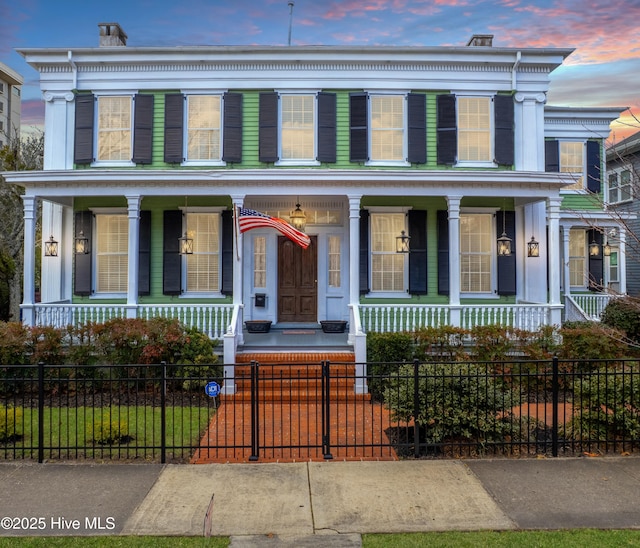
[97,96,132,161]
[281,95,314,160]
[370,95,404,161]
[96,214,128,293]
[254,236,266,288]
[560,141,584,190]
[569,229,586,287]
[460,213,492,293]
[186,213,220,292]
[458,97,491,162]
[328,235,341,287]
[187,95,221,160]
[371,213,405,292]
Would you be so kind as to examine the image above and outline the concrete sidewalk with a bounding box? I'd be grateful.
[1,457,640,544]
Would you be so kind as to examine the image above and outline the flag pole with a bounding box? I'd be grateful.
[233,205,240,261]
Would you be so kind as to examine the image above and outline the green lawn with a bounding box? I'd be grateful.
[1,405,215,462]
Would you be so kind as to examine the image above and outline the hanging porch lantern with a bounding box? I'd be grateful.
[527,236,540,258]
[290,202,307,232]
[75,230,89,255]
[44,235,59,257]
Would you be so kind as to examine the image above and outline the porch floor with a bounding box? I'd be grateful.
[238,323,352,354]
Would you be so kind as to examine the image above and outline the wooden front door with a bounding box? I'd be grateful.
[278,235,317,323]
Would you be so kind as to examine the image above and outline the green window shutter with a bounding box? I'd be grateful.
[359,209,370,294]
[138,210,151,296]
[350,93,368,162]
[163,210,182,295]
[586,141,601,193]
[494,95,514,166]
[437,210,449,295]
[317,92,337,163]
[497,210,517,296]
[407,94,426,164]
[259,92,278,163]
[223,92,243,163]
[221,210,233,295]
[408,210,427,294]
[437,94,457,165]
[545,140,559,172]
[164,94,184,163]
[133,94,154,164]
[74,94,95,165]
[73,211,93,296]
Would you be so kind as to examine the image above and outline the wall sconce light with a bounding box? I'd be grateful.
[604,242,612,257]
[527,236,539,258]
[497,206,511,256]
[396,230,410,253]
[589,238,600,257]
[179,197,194,255]
[75,211,91,255]
[44,235,59,257]
[290,202,307,232]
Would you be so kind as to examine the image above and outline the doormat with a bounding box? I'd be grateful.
[282,330,316,335]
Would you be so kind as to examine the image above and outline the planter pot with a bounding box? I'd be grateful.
[320,320,347,334]
[245,320,272,333]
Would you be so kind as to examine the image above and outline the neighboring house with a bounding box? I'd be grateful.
[606,131,640,297]
[2,24,627,369]
[0,62,23,147]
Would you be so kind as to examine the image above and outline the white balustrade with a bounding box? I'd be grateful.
[570,294,616,321]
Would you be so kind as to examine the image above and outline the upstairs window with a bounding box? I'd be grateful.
[457,97,492,163]
[186,95,222,162]
[609,169,633,204]
[280,94,315,162]
[546,140,601,193]
[560,141,585,190]
[370,95,405,162]
[97,96,132,162]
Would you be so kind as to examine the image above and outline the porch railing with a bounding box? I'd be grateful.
[567,294,617,321]
[460,304,550,331]
[33,303,128,328]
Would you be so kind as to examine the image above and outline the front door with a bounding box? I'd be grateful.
[278,235,317,322]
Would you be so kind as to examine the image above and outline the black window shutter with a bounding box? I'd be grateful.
[437,210,450,295]
[359,209,370,294]
[545,140,559,172]
[164,94,184,163]
[317,92,337,163]
[586,140,601,193]
[407,93,427,164]
[350,93,368,162]
[494,95,514,165]
[497,210,517,296]
[138,210,151,296]
[133,94,154,164]
[259,92,279,163]
[437,94,457,165]
[223,92,243,163]
[408,210,427,294]
[588,229,603,291]
[221,210,233,295]
[74,94,95,165]
[73,211,93,296]
[163,210,182,295]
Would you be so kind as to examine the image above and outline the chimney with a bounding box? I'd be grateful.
[99,23,128,47]
[466,34,493,47]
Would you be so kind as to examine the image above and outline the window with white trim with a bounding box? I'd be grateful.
[96,95,132,162]
[569,229,587,288]
[460,213,494,294]
[280,94,315,161]
[608,250,619,284]
[561,141,585,190]
[328,235,341,288]
[608,169,633,204]
[458,97,492,163]
[186,95,222,161]
[184,212,220,293]
[370,95,405,162]
[95,214,128,294]
[253,236,266,288]
[370,213,406,293]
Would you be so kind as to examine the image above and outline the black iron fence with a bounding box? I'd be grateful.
[0,358,638,463]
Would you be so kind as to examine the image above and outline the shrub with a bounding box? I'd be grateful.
[468,325,514,361]
[601,297,640,346]
[0,406,23,441]
[414,326,467,361]
[384,362,520,449]
[0,322,30,365]
[366,332,415,400]
[558,323,630,364]
[88,411,131,445]
[514,325,560,360]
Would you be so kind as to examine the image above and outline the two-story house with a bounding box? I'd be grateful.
[2,24,626,372]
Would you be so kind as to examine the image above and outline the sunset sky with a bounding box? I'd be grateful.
[2,0,639,142]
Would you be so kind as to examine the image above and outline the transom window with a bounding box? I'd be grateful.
[280,94,315,161]
[370,213,406,293]
[184,212,220,293]
[458,97,492,163]
[608,169,633,204]
[560,141,585,190]
[460,213,493,293]
[569,229,587,288]
[370,95,405,162]
[96,96,132,162]
[95,214,128,294]
[186,95,221,161]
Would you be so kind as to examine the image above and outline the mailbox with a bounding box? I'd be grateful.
[255,293,266,307]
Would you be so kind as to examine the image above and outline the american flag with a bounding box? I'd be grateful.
[237,207,311,249]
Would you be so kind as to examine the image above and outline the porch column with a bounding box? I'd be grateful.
[618,229,627,294]
[547,197,562,325]
[230,196,244,308]
[446,196,462,327]
[561,224,571,298]
[21,195,37,326]
[126,195,141,318]
[42,91,74,170]
[348,195,362,307]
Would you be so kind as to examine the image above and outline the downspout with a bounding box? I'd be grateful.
[68,50,77,89]
[512,50,521,90]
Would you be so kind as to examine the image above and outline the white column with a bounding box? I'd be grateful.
[126,195,141,317]
[514,93,547,171]
[42,91,75,170]
[21,196,37,326]
[523,201,548,303]
[618,229,627,294]
[230,196,245,308]
[561,223,571,298]
[547,197,563,325]
[446,196,462,326]
[348,196,362,307]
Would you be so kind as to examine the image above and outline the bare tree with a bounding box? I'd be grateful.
[0,126,44,321]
